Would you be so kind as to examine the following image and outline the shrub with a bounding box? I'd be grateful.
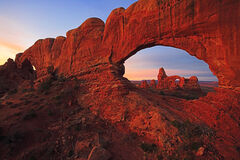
[74,123,81,131]
[38,79,53,92]
[48,110,54,116]
[68,149,74,157]
[8,88,17,95]
[7,131,25,144]
[57,74,67,82]
[159,91,165,95]
[23,109,37,120]
[24,100,31,105]
[171,120,205,139]
[22,88,34,93]
[47,65,54,74]
[10,104,18,108]
[6,101,13,105]
[157,155,163,160]
[29,156,37,160]
[187,142,202,151]
[236,146,240,152]
[140,142,157,153]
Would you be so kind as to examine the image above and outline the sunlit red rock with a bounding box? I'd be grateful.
[149,79,156,88]
[0,0,239,159]
[156,67,201,91]
[140,80,149,89]
[15,0,240,90]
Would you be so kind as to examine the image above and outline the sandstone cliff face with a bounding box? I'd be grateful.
[4,0,240,159]
[15,0,240,90]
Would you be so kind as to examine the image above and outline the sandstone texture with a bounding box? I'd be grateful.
[140,80,149,89]
[0,0,240,159]
[15,0,240,90]
[149,79,156,89]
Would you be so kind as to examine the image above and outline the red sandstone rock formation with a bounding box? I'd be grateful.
[0,0,239,159]
[149,79,156,88]
[140,80,149,89]
[0,58,35,96]
[14,0,240,90]
[157,67,167,89]
[158,67,167,81]
[157,67,201,91]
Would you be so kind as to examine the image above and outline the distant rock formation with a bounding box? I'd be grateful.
[149,79,156,89]
[140,80,149,89]
[155,67,202,91]
[0,0,239,159]
[157,68,201,91]
[138,67,201,91]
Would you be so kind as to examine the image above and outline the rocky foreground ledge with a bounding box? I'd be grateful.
[0,0,240,159]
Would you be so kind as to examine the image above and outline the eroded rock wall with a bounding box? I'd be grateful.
[15,0,240,90]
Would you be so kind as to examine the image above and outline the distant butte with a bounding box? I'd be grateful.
[0,0,240,159]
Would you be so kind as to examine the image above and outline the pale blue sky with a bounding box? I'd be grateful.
[0,0,217,81]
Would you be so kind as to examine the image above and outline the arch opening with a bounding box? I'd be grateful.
[123,45,218,99]
[21,59,37,81]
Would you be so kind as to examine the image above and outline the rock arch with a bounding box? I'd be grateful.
[15,0,240,90]
[106,0,240,90]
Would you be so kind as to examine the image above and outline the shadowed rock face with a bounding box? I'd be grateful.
[5,1,239,159]
[0,59,35,96]
[15,0,240,90]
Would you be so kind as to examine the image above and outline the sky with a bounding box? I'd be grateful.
[124,46,218,81]
[0,0,217,81]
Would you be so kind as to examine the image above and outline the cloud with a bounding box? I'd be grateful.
[124,68,159,80]
[0,39,25,52]
[0,41,24,65]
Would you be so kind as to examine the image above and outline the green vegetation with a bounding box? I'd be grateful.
[6,101,13,105]
[74,124,81,131]
[8,88,17,95]
[7,131,25,144]
[157,155,163,160]
[10,104,18,108]
[47,65,54,74]
[23,109,37,120]
[38,79,53,93]
[47,110,54,116]
[159,91,165,95]
[140,142,158,153]
[24,100,31,105]
[188,142,202,151]
[236,146,240,152]
[29,156,37,160]
[57,74,67,82]
[22,88,35,93]
[68,149,74,157]
[171,120,204,139]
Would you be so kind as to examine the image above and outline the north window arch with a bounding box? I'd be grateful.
[123,45,218,95]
